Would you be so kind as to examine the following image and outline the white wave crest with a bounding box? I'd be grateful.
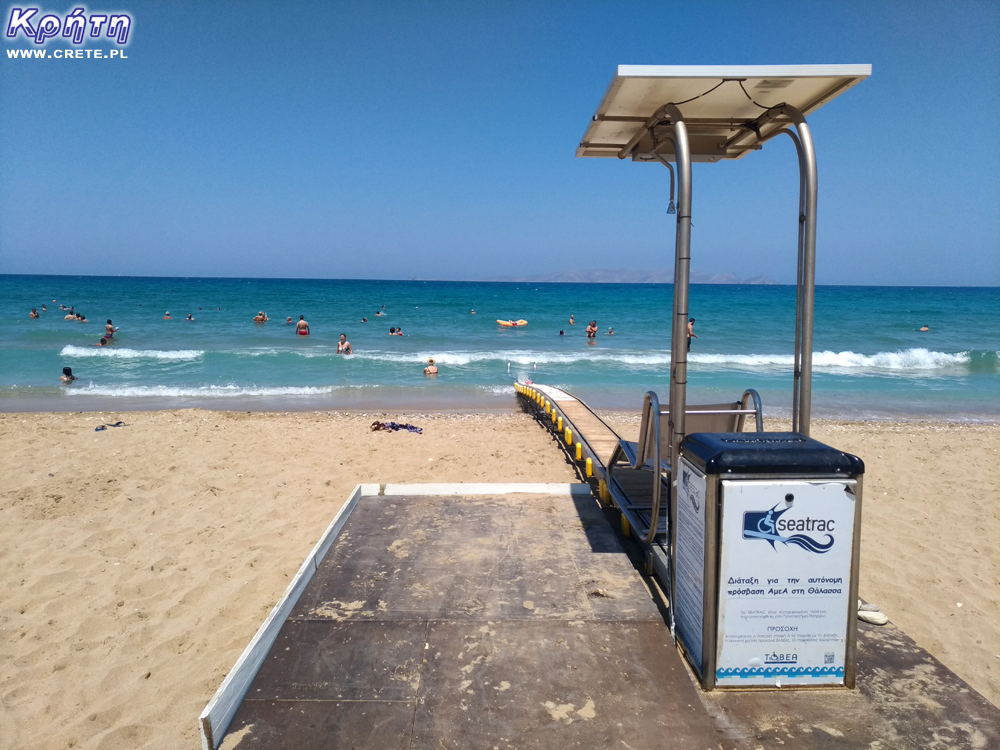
[356,348,969,371]
[691,348,969,371]
[813,348,969,370]
[474,384,516,395]
[60,345,204,361]
[70,384,350,398]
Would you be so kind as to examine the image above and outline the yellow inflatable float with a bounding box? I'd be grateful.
[497,319,528,327]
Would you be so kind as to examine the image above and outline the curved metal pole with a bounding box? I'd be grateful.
[773,128,806,433]
[779,105,817,436]
[653,153,676,213]
[664,103,692,475]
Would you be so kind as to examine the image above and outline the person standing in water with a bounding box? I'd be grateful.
[295,316,310,336]
[424,358,438,375]
[60,367,77,383]
[687,318,697,350]
[337,334,353,354]
[585,320,597,338]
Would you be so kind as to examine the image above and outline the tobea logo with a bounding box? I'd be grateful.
[742,504,834,553]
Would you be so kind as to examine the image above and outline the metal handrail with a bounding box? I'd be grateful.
[634,390,661,483]
[626,389,763,545]
[659,408,756,415]
[740,389,764,433]
[646,392,664,544]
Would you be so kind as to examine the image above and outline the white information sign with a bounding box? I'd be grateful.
[674,457,707,673]
[716,479,856,687]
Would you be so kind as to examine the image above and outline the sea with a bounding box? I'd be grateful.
[2,275,997,421]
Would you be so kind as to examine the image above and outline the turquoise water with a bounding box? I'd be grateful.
[2,275,997,420]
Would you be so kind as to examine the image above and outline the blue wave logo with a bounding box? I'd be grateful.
[742,505,834,553]
[681,469,699,511]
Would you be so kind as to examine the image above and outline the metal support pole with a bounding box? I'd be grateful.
[663,103,692,470]
[779,105,817,435]
[774,128,806,433]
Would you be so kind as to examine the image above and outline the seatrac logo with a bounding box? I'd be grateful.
[6,6,132,45]
[742,504,834,553]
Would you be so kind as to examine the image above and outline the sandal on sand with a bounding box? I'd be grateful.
[94,421,129,432]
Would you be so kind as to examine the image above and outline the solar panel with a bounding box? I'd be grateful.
[577,65,871,162]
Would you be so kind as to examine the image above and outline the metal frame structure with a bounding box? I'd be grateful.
[578,65,871,536]
[578,66,871,689]
[578,65,870,449]
[620,100,820,464]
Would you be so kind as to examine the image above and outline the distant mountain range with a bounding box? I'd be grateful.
[483,269,777,284]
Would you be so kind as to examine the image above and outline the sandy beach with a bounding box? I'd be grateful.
[1,408,997,749]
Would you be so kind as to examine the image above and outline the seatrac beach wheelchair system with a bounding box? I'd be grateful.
[579,66,871,689]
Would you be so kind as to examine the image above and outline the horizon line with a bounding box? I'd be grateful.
[1,272,997,290]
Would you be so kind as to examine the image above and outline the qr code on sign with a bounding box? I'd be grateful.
[824,652,835,664]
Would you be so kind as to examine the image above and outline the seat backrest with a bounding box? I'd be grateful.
[641,402,742,466]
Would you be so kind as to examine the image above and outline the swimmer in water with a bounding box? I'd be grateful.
[29,308,39,318]
[60,366,77,384]
[918,325,929,332]
[163,311,172,320]
[186,313,194,321]
[253,311,266,323]
[606,327,614,335]
[285,317,293,325]
[295,316,310,336]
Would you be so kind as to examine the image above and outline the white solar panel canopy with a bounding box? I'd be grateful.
[577,65,871,162]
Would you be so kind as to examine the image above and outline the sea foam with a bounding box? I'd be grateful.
[60,345,204,361]
[69,384,348,398]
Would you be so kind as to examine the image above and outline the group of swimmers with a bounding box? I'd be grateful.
[558,316,613,339]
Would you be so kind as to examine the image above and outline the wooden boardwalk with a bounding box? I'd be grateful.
[518,383,666,536]
[529,384,622,469]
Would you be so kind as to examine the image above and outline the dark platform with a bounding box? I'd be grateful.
[224,492,719,748]
[223,490,1000,749]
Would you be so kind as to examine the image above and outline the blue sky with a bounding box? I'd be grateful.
[1,0,997,285]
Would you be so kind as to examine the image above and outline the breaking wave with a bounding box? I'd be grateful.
[69,384,351,398]
[60,345,204,361]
